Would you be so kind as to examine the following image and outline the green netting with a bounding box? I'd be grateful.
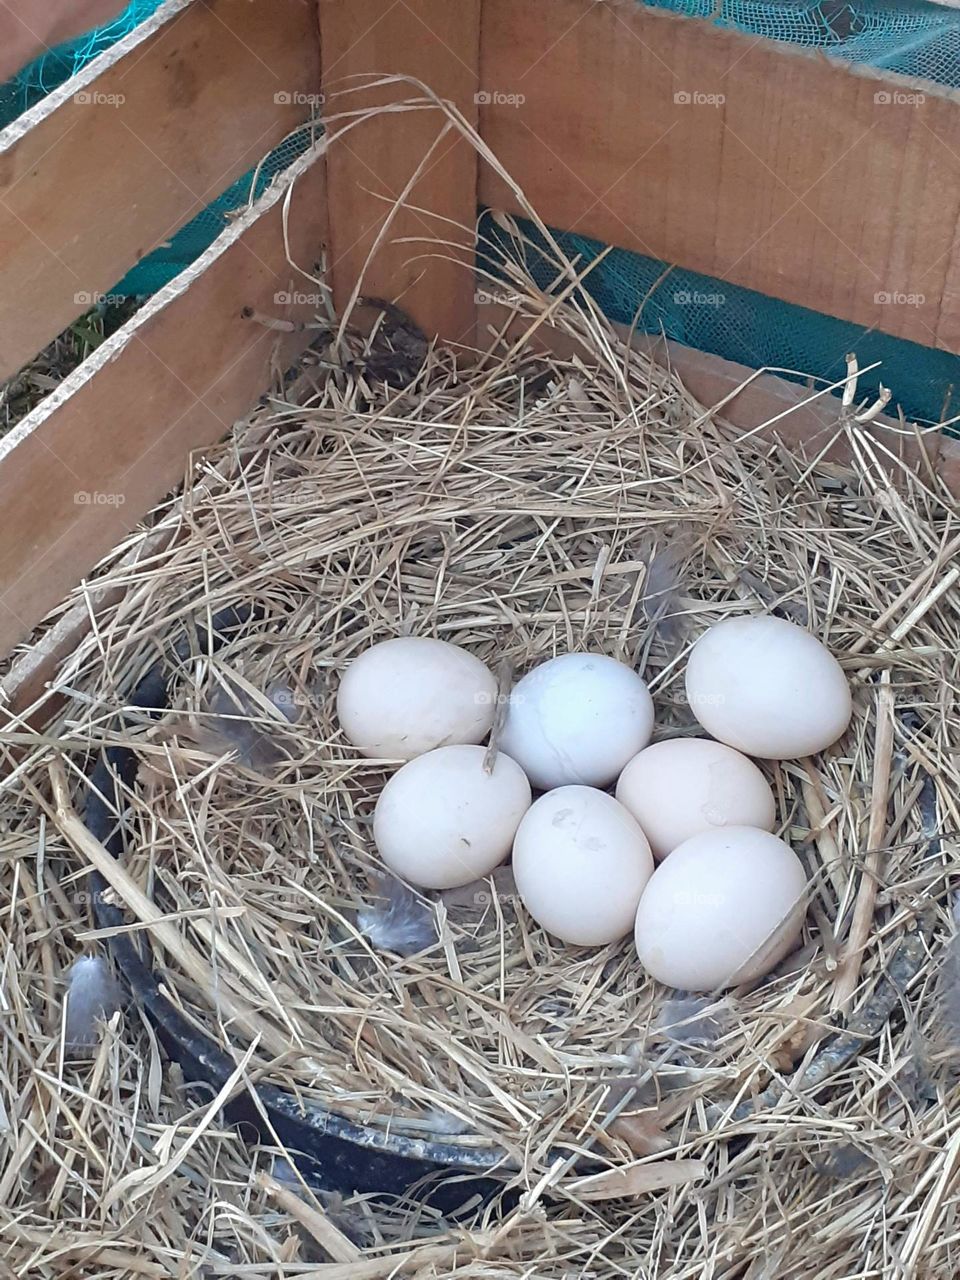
[647,0,960,85]
[479,212,959,428]
[0,1,165,126]
[4,0,960,422]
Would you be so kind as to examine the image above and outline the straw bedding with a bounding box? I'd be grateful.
[3,275,960,1277]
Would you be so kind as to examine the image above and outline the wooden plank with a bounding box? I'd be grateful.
[476,300,960,498]
[478,0,960,353]
[1,397,288,725]
[318,0,480,342]
[0,0,321,381]
[0,142,329,660]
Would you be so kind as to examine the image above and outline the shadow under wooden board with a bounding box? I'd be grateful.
[0,0,320,382]
[0,141,329,673]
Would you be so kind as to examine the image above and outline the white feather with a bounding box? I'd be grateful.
[417,1106,473,1136]
[267,683,301,723]
[357,877,437,956]
[656,995,729,1048]
[64,955,123,1048]
[937,899,960,1051]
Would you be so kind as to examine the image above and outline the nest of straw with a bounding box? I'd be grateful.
[5,250,960,1273]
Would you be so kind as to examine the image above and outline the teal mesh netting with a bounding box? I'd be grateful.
[646,0,960,85]
[0,1,165,123]
[4,0,960,420]
[479,213,960,427]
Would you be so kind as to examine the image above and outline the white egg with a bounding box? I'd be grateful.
[338,637,497,760]
[616,738,776,860]
[513,786,654,946]
[634,826,807,990]
[499,653,654,790]
[684,615,852,759]
[373,744,531,890]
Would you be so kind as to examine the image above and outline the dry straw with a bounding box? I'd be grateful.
[2,87,960,1280]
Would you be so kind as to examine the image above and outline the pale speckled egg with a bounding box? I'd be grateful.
[684,615,852,759]
[512,786,654,946]
[499,653,654,791]
[634,826,807,991]
[616,738,776,860]
[373,744,531,890]
[338,637,497,760]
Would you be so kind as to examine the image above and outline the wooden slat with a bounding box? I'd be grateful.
[478,0,960,353]
[0,0,321,381]
[1,400,287,724]
[318,0,480,342]
[476,301,960,498]
[0,143,328,659]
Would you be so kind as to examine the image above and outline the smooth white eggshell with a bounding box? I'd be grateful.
[499,653,654,790]
[513,786,654,945]
[373,745,531,890]
[338,637,497,760]
[634,826,807,990]
[616,738,776,859]
[684,615,852,759]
